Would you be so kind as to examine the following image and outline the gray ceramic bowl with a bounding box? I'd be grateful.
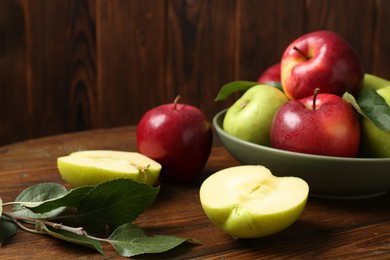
[213,109,390,199]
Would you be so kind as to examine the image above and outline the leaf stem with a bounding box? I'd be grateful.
[2,211,87,236]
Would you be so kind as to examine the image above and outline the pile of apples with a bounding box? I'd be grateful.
[222,30,390,158]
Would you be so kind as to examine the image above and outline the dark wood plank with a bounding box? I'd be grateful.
[1,0,390,148]
[371,0,390,78]
[166,0,238,120]
[23,0,96,138]
[96,0,166,128]
[238,0,306,81]
[0,0,29,145]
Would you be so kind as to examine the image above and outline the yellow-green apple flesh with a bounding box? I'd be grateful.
[223,84,288,146]
[199,165,309,239]
[137,97,213,182]
[257,63,281,83]
[57,150,161,186]
[271,92,361,157]
[281,30,364,100]
[360,86,390,158]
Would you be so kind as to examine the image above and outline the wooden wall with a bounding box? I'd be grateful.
[1,0,389,146]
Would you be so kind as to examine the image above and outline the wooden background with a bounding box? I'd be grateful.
[1,0,389,146]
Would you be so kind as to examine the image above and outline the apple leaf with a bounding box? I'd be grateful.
[35,221,104,254]
[215,81,260,101]
[0,217,17,245]
[343,90,390,132]
[26,186,94,213]
[1,178,193,257]
[215,81,283,101]
[342,92,365,115]
[1,197,18,245]
[12,183,68,219]
[77,179,160,233]
[108,223,191,257]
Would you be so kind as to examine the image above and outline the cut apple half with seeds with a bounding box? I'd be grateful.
[200,165,309,239]
[57,150,161,186]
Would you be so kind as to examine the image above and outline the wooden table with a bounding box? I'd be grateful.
[1,126,389,259]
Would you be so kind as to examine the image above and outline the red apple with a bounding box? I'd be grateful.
[257,63,281,83]
[281,30,364,100]
[270,89,360,157]
[136,96,213,182]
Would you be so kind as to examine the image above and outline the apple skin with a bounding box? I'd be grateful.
[199,165,309,239]
[362,73,390,91]
[136,100,213,182]
[223,84,288,146]
[257,63,281,83]
[281,30,364,100]
[360,86,390,158]
[270,93,360,157]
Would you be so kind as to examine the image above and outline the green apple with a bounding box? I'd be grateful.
[199,165,309,239]
[57,150,161,186]
[360,86,390,158]
[362,73,390,91]
[223,84,288,146]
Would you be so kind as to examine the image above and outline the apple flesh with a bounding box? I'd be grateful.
[360,86,390,158]
[271,92,360,157]
[281,30,364,100]
[257,63,281,83]
[223,84,288,146]
[57,150,161,186]
[137,97,213,182]
[199,165,309,239]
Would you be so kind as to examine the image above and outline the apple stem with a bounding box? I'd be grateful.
[293,46,310,60]
[313,88,320,110]
[173,95,181,110]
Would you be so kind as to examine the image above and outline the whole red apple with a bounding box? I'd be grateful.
[281,30,364,100]
[270,89,360,157]
[136,96,213,182]
[257,63,281,83]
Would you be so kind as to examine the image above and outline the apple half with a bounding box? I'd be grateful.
[57,150,161,186]
[199,165,309,239]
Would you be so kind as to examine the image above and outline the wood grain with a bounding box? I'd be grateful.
[0,0,390,146]
[0,126,389,259]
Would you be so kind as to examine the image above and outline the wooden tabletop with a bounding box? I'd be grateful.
[1,126,389,259]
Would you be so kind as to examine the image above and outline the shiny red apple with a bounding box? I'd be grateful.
[257,63,281,83]
[270,89,360,157]
[136,96,213,182]
[281,30,364,100]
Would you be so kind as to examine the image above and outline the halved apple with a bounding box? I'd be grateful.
[57,150,161,186]
[199,165,309,239]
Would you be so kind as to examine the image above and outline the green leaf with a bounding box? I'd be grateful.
[77,179,160,233]
[108,223,190,257]
[35,221,104,254]
[12,183,68,218]
[343,90,390,132]
[215,81,260,101]
[0,217,17,245]
[358,88,390,132]
[342,92,365,115]
[27,186,94,213]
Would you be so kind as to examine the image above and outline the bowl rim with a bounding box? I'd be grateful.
[213,109,390,163]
